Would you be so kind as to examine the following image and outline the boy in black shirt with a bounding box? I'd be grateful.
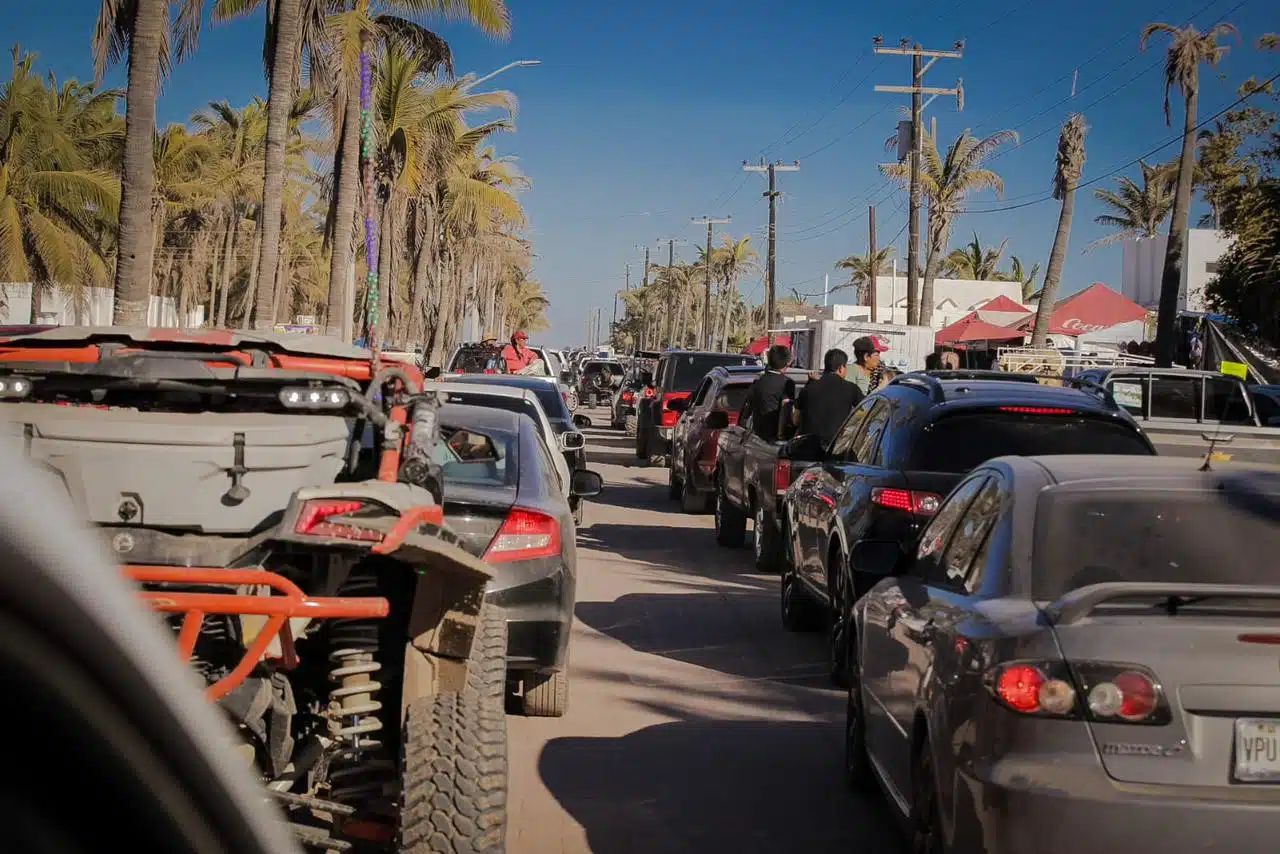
[741,344,795,441]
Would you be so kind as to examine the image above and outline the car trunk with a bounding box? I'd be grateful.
[440,481,518,557]
[1051,612,1280,788]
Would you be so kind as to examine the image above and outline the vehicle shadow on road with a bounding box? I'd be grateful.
[537,713,904,854]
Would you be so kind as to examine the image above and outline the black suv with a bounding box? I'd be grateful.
[779,371,1157,685]
[635,350,758,464]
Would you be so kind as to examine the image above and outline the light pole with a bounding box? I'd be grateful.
[463,59,541,91]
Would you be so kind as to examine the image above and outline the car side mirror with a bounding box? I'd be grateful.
[850,539,907,576]
[424,366,442,380]
[705,410,730,430]
[667,397,689,413]
[572,413,592,429]
[559,431,586,451]
[570,469,604,498]
[786,432,827,463]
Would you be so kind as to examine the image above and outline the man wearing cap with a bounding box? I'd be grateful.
[501,331,535,373]
[850,335,889,395]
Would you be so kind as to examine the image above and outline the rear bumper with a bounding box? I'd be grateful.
[957,759,1280,854]
[484,556,573,672]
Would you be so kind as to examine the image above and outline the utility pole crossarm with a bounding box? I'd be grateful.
[872,46,962,59]
[874,84,961,96]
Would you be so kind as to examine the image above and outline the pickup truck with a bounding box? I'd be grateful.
[1075,367,1280,465]
[712,368,813,572]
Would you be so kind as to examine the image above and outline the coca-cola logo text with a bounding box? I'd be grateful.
[1060,317,1110,333]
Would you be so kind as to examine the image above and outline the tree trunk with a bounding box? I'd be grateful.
[217,211,237,327]
[177,276,189,328]
[374,197,394,350]
[325,77,361,338]
[1031,184,1077,347]
[239,223,263,329]
[252,0,301,330]
[919,210,943,327]
[111,0,165,326]
[1154,88,1199,367]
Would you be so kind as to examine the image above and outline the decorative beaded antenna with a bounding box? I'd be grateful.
[359,41,380,361]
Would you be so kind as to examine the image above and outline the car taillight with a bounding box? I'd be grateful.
[661,409,679,427]
[483,369,496,374]
[622,391,634,402]
[871,487,942,515]
[483,507,561,563]
[987,661,1168,724]
[774,459,791,493]
[294,499,382,542]
[999,406,1077,415]
[643,387,655,398]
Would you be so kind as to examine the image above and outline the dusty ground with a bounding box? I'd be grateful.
[505,411,904,854]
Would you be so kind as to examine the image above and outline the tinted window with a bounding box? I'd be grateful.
[1149,376,1199,419]
[432,427,517,487]
[940,479,1002,592]
[831,397,877,460]
[1203,377,1254,424]
[441,392,544,433]
[714,384,751,412]
[585,361,624,376]
[669,354,757,390]
[851,400,891,465]
[530,385,571,425]
[1032,482,1280,599]
[914,476,988,584]
[909,411,1152,473]
[691,378,713,407]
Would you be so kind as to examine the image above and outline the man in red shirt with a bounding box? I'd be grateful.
[500,331,536,373]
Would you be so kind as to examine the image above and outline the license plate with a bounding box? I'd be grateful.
[1233,718,1280,783]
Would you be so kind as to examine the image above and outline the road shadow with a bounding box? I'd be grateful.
[538,716,904,854]
[575,590,830,686]
[576,521,755,572]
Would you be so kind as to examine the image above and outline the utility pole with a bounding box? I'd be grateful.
[596,307,603,351]
[691,216,731,350]
[625,262,631,291]
[868,205,878,322]
[874,37,964,326]
[743,159,799,346]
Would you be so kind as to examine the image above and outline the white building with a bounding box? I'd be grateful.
[1120,228,1231,315]
[815,275,1026,329]
[0,283,204,327]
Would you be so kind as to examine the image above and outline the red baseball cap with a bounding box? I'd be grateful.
[514,331,529,340]
[853,335,890,354]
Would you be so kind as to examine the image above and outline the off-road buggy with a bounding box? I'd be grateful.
[0,327,509,854]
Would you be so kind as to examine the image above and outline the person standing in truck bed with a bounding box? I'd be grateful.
[740,344,795,441]
[793,348,864,447]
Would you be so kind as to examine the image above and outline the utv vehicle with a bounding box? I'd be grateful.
[0,327,509,854]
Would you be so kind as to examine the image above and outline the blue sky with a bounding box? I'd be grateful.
[5,0,1278,345]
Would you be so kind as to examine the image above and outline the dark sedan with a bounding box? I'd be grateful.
[846,455,1280,854]
[434,403,602,717]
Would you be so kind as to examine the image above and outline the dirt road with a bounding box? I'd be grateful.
[506,414,904,854]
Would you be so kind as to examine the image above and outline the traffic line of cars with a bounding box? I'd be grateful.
[652,360,1280,852]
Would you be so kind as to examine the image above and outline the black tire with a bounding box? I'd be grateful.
[753,501,782,573]
[521,668,568,717]
[714,480,747,548]
[399,603,508,854]
[680,477,710,514]
[828,548,853,689]
[844,646,875,792]
[624,414,637,438]
[635,417,648,460]
[667,463,682,500]
[909,740,943,854]
[780,558,823,632]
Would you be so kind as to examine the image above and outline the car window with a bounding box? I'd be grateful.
[908,410,1152,473]
[691,378,713,407]
[1106,377,1144,416]
[831,397,878,460]
[1148,375,1199,419]
[714,383,751,412]
[914,475,989,584]
[531,425,565,492]
[939,478,1002,592]
[431,427,517,487]
[1203,376,1254,425]
[669,354,756,390]
[851,400,891,465]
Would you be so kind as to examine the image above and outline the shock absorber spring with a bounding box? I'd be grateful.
[326,571,393,804]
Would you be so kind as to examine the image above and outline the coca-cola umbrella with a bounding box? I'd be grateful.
[935,312,1027,346]
[744,334,791,356]
[1006,283,1148,336]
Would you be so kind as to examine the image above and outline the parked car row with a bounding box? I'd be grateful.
[651,361,1280,851]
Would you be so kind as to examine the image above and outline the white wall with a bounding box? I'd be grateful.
[0,283,205,327]
[834,275,1025,329]
[1120,229,1231,314]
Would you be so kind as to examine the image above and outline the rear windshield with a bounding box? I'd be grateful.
[669,354,757,390]
[440,392,544,433]
[449,348,501,373]
[585,361,624,375]
[432,426,518,488]
[1032,483,1280,599]
[909,410,1152,473]
[529,385,571,425]
[714,384,752,412]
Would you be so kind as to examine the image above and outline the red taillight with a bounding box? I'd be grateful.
[998,406,1077,415]
[774,459,791,493]
[871,487,942,515]
[1087,670,1158,722]
[1238,634,1280,645]
[992,664,1077,716]
[294,499,382,542]
[622,391,634,402]
[483,507,561,563]
[660,409,679,427]
[643,387,655,398]
[483,369,496,374]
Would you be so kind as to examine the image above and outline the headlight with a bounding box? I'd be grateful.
[279,386,349,410]
[0,377,32,399]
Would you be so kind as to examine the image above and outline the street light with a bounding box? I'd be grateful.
[463,59,541,90]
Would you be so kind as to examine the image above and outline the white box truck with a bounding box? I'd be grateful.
[775,319,934,373]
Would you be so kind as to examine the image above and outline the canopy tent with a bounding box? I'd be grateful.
[744,334,791,356]
[977,295,1031,313]
[1006,283,1147,338]
[935,312,1026,346]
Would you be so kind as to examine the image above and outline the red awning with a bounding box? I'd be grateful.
[978,295,1030,314]
[744,334,791,356]
[1010,283,1148,336]
[935,312,1026,345]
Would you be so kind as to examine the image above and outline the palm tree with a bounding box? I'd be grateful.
[943,233,1008,280]
[1140,20,1239,366]
[318,0,511,341]
[1,47,121,321]
[1031,113,1089,347]
[997,256,1041,301]
[94,0,205,325]
[1087,159,1177,250]
[712,235,758,350]
[833,246,894,304]
[881,126,1017,325]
